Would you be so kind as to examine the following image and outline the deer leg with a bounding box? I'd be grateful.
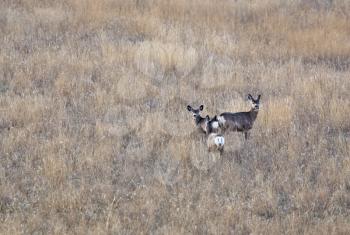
[244,132,249,140]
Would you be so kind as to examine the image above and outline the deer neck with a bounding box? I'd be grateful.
[249,109,259,121]
[195,115,204,126]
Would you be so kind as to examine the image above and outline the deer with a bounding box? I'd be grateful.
[205,115,225,154]
[187,105,225,154]
[186,104,207,134]
[216,94,261,140]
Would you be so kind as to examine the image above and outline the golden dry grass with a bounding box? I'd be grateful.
[0,0,350,234]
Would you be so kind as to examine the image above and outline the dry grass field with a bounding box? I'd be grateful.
[1,0,350,234]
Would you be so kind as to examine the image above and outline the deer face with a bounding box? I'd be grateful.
[187,105,204,119]
[248,94,261,111]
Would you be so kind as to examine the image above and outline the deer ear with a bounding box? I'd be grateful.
[187,105,192,111]
[248,94,253,100]
[199,105,204,111]
[258,95,261,100]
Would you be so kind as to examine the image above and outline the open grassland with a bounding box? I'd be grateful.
[1,0,350,234]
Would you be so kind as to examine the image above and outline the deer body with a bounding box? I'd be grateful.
[207,133,225,153]
[218,110,258,131]
[217,94,261,139]
[205,115,225,154]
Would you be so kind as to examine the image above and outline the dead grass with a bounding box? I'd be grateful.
[0,0,350,234]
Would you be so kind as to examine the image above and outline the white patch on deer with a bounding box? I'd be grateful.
[217,116,226,125]
[214,136,225,147]
[212,121,219,129]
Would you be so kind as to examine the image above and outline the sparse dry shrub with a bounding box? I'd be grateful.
[113,72,158,102]
[134,41,199,84]
[97,104,137,138]
[54,73,75,98]
[141,111,164,133]
[0,0,350,234]
[328,97,350,130]
[188,138,220,171]
[3,95,49,129]
[208,91,247,115]
[70,0,109,26]
[286,12,350,59]
[251,197,275,220]
[101,41,137,67]
[200,55,236,90]
[41,152,68,187]
[11,70,32,95]
[261,96,293,131]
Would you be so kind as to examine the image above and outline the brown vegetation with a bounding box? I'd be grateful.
[0,0,350,234]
